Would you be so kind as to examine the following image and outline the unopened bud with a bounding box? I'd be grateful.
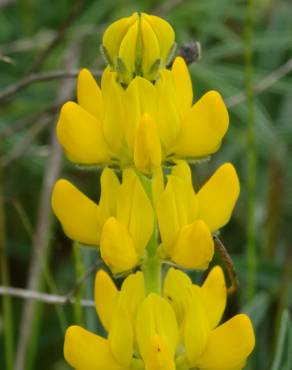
[102,12,175,84]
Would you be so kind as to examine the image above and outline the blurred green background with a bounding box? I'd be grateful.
[0,0,291,369]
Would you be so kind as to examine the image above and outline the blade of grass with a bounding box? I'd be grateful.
[0,167,14,370]
[245,0,257,301]
[72,242,85,326]
[271,310,292,370]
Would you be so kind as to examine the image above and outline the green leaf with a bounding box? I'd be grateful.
[271,309,292,370]
[242,292,270,330]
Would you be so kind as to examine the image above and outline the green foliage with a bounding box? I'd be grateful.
[271,310,292,370]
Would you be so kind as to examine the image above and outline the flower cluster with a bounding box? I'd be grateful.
[52,11,255,370]
[64,267,255,370]
[57,56,228,173]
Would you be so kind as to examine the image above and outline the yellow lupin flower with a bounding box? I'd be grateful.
[64,268,254,370]
[156,161,240,269]
[65,270,179,370]
[164,266,255,370]
[51,168,154,274]
[102,12,175,84]
[56,56,229,174]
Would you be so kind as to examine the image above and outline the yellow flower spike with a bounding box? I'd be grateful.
[171,56,193,116]
[145,335,176,370]
[94,270,118,331]
[201,265,227,329]
[100,217,139,274]
[163,268,193,324]
[56,101,110,164]
[117,169,154,256]
[102,13,175,84]
[109,306,133,368]
[197,162,240,232]
[64,326,121,370]
[183,286,211,367]
[134,113,162,174]
[51,179,100,246]
[98,168,120,224]
[195,314,255,370]
[136,293,178,362]
[77,68,103,121]
[155,70,180,149]
[174,90,229,158]
[171,219,214,270]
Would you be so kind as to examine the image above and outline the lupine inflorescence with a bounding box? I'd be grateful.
[52,12,255,370]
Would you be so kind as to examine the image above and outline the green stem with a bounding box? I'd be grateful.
[143,255,161,295]
[73,241,85,325]
[245,0,257,301]
[138,172,161,295]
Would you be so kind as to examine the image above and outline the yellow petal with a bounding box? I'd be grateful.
[171,160,193,184]
[123,78,141,150]
[118,21,139,78]
[183,286,211,366]
[64,326,121,370]
[142,13,175,63]
[140,16,160,78]
[98,168,120,224]
[134,113,162,174]
[77,69,103,121]
[94,270,118,331]
[152,167,164,208]
[163,268,192,324]
[136,294,178,361]
[201,265,227,329]
[109,306,133,368]
[157,172,197,256]
[170,161,198,217]
[137,77,158,118]
[169,166,198,224]
[196,314,255,370]
[156,177,181,256]
[56,101,110,164]
[118,271,145,324]
[171,219,214,270]
[171,56,193,115]
[101,71,124,154]
[100,217,139,274]
[117,169,154,256]
[197,163,240,232]
[155,70,180,151]
[145,335,175,370]
[174,90,229,158]
[123,76,158,150]
[51,179,100,245]
[102,13,138,66]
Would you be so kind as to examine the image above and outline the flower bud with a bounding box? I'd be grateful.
[102,12,175,84]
